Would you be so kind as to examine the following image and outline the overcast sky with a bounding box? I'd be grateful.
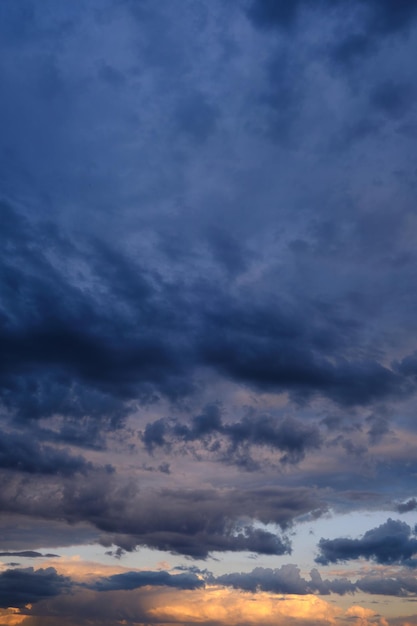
[1,1,417,625]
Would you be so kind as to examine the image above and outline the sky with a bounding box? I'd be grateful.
[1,0,417,624]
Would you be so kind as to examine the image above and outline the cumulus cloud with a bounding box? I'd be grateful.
[217,564,355,595]
[143,405,322,466]
[0,567,70,608]
[316,519,417,565]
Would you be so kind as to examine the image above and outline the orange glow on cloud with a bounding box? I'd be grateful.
[346,606,389,626]
[40,556,131,582]
[0,608,27,626]
[145,586,367,626]
[3,571,396,626]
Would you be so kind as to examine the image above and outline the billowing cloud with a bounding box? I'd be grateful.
[316,519,417,565]
[217,564,356,595]
[0,198,414,449]
[0,431,93,476]
[143,405,322,466]
[0,567,70,609]
[1,471,317,557]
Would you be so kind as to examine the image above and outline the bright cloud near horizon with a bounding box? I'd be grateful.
[1,0,417,624]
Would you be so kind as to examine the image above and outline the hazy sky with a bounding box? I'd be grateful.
[1,1,417,625]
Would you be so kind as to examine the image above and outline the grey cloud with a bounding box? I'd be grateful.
[0,567,70,608]
[0,551,59,558]
[0,472,318,557]
[90,569,204,592]
[99,525,291,559]
[1,191,415,459]
[0,1,416,611]
[143,406,322,466]
[201,324,402,406]
[0,515,99,552]
[216,565,417,598]
[0,202,190,425]
[366,414,390,444]
[225,415,322,464]
[316,518,417,565]
[357,573,417,596]
[217,564,356,595]
[4,197,410,496]
[0,430,93,476]
[397,499,417,514]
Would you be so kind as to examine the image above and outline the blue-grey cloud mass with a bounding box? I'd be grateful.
[1,1,417,624]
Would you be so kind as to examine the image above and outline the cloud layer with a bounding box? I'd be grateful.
[1,0,417,624]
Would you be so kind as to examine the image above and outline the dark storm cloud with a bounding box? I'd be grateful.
[0,567,70,608]
[0,201,189,427]
[316,519,417,566]
[94,484,296,558]
[0,430,93,476]
[90,570,204,592]
[0,471,319,557]
[100,525,291,559]
[2,196,410,452]
[200,314,403,406]
[143,405,322,465]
